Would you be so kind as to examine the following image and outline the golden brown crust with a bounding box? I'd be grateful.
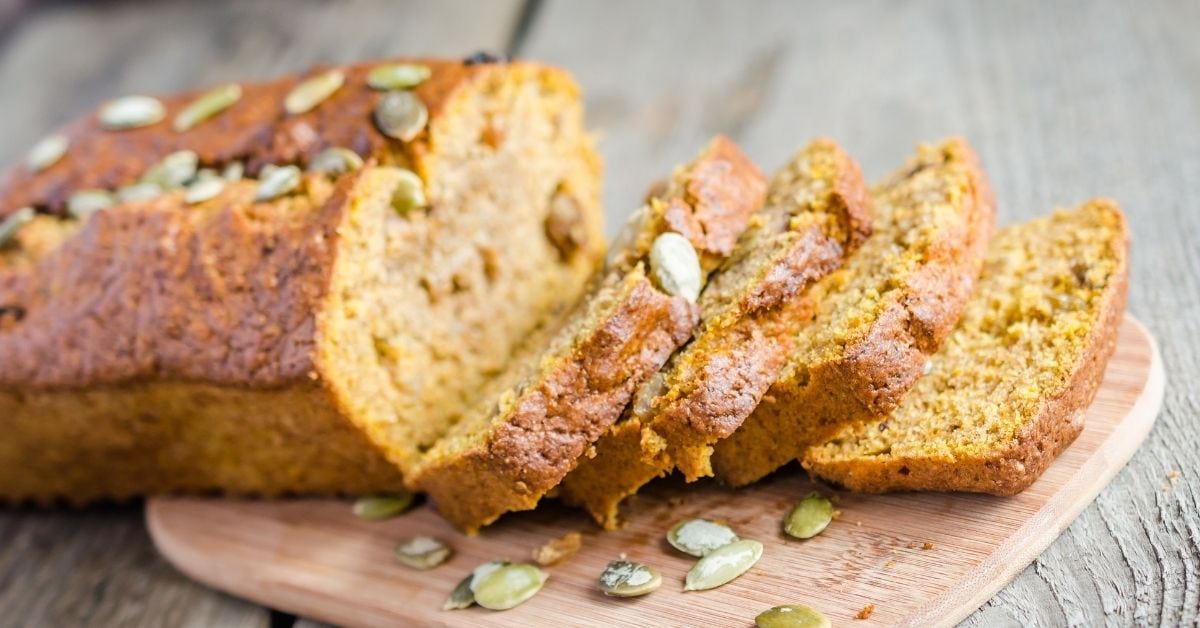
[410,137,766,532]
[0,58,564,217]
[559,139,872,527]
[712,138,997,487]
[805,202,1130,494]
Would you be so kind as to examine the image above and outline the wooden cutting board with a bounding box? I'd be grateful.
[147,316,1163,628]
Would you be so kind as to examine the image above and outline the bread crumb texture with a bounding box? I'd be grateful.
[805,199,1129,495]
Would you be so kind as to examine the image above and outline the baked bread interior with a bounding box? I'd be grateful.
[804,200,1129,494]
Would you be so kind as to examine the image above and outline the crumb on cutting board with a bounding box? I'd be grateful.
[856,603,876,620]
[532,532,582,566]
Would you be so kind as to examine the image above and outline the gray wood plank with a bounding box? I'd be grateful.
[522,0,1200,625]
[0,1,523,626]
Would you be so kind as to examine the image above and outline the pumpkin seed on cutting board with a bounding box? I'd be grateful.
[755,604,831,628]
[667,518,739,557]
[393,536,452,570]
[443,560,508,610]
[649,231,701,302]
[783,493,833,540]
[598,560,661,598]
[351,493,412,520]
[472,563,548,611]
[684,538,763,591]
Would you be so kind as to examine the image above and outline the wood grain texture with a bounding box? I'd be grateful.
[0,0,1197,626]
[144,318,1163,627]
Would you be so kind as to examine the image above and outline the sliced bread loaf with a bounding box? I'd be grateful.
[711,137,996,487]
[804,200,1129,494]
[0,58,603,503]
[408,137,766,532]
[560,138,872,528]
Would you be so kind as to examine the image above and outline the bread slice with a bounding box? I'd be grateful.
[559,138,872,528]
[804,200,1129,494]
[408,137,766,533]
[711,137,997,487]
[0,58,604,503]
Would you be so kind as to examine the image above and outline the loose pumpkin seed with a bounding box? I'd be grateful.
[184,178,225,204]
[174,83,242,132]
[308,147,363,175]
[142,150,199,189]
[367,63,432,90]
[254,164,302,202]
[532,532,582,566]
[667,518,739,557]
[285,70,345,115]
[26,134,68,172]
[374,90,428,141]
[649,231,701,302]
[394,535,452,570]
[472,563,548,611]
[783,493,833,540]
[684,538,763,591]
[351,493,412,520]
[116,182,163,203]
[391,169,426,215]
[0,207,35,248]
[222,161,245,182]
[99,95,165,130]
[755,604,831,628]
[598,560,661,598]
[444,561,509,610]
[67,189,115,218]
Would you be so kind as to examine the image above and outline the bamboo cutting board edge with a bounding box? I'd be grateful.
[146,316,1164,628]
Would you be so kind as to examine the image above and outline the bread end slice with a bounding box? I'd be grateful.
[804,199,1129,495]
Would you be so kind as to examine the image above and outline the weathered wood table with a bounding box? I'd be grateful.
[0,1,1196,625]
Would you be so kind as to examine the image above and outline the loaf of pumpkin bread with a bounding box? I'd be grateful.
[805,200,1129,494]
[0,56,604,503]
[712,137,996,487]
[560,138,873,528]
[408,136,766,533]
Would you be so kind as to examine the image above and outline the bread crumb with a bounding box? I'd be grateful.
[885,559,896,568]
[905,541,917,550]
[532,532,582,566]
[832,509,843,520]
[855,520,862,527]
[855,604,875,620]
[922,542,935,550]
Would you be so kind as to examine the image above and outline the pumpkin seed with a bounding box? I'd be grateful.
[99,95,165,130]
[308,147,363,175]
[184,178,225,204]
[667,518,739,557]
[598,560,661,598]
[394,535,452,570]
[0,207,35,248]
[142,150,199,189]
[472,563,548,611]
[174,83,242,132]
[351,493,412,520]
[649,231,701,302]
[26,134,68,172]
[374,90,428,141]
[367,63,432,90]
[285,70,345,115]
[254,164,302,202]
[684,538,762,591]
[443,561,508,610]
[116,182,163,203]
[222,161,245,182]
[783,493,833,540]
[532,532,582,566]
[67,189,114,218]
[755,604,831,628]
[391,169,426,215]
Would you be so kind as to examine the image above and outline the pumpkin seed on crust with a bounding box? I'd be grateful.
[174,83,242,132]
[285,70,345,115]
[374,90,428,141]
[367,63,431,90]
[0,207,35,248]
[649,231,702,302]
[99,95,165,130]
[26,134,68,172]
